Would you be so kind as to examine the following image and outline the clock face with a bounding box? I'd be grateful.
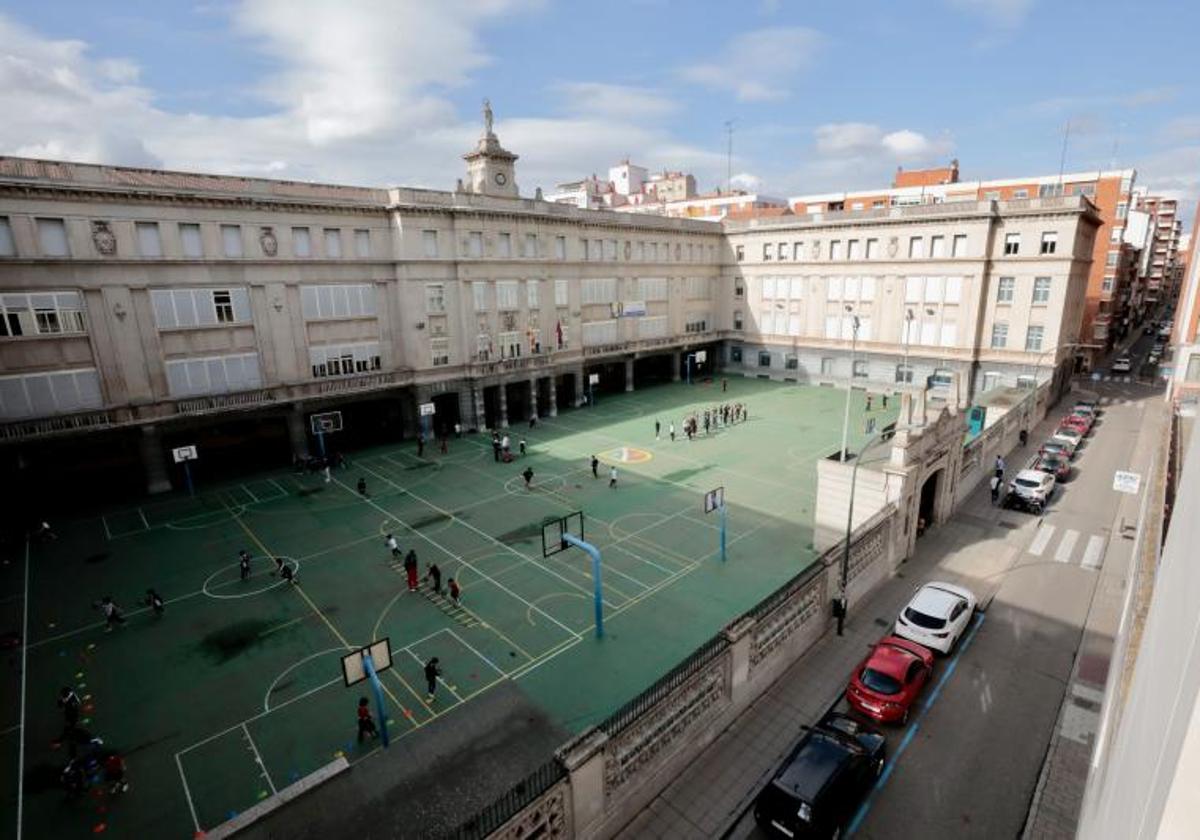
[494,172,508,186]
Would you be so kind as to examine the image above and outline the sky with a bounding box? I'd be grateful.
[0,0,1198,218]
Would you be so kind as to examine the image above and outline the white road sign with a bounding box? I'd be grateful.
[1112,471,1141,495]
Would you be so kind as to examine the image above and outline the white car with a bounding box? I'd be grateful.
[1008,468,1056,513]
[1111,356,1132,373]
[893,582,977,654]
[1052,425,1083,449]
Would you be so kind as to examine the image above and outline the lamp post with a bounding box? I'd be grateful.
[838,305,861,463]
[902,308,915,388]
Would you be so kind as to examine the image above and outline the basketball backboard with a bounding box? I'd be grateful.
[541,511,584,557]
[419,402,436,417]
[704,486,724,514]
[341,638,392,687]
[310,410,344,435]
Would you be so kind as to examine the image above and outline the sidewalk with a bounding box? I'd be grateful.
[616,432,1046,839]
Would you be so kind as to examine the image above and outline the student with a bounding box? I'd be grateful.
[144,588,165,617]
[519,437,527,456]
[448,578,462,606]
[492,435,502,462]
[522,466,534,489]
[501,434,510,455]
[609,465,618,489]
[98,597,125,631]
[357,697,378,742]
[590,455,599,479]
[994,455,1005,479]
[866,394,873,412]
[424,657,442,702]
[280,563,297,585]
[385,534,400,557]
[454,423,462,439]
[417,434,425,458]
[654,419,661,440]
[104,751,129,794]
[357,477,368,497]
[425,563,443,595]
[272,555,285,576]
[669,422,675,442]
[990,474,1002,505]
[58,686,81,734]
[722,378,728,392]
[440,437,448,455]
[239,550,251,581]
[529,414,538,429]
[404,550,419,592]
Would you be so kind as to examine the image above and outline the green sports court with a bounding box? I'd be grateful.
[2,378,896,839]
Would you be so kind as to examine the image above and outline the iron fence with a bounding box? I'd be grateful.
[443,756,567,840]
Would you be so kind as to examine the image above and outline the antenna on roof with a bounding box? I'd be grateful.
[1056,120,1071,194]
[724,120,735,193]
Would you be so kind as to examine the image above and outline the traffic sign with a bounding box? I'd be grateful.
[1112,471,1141,495]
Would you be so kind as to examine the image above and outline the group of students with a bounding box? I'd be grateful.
[56,686,129,799]
[660,401,748,443]
[490,430,529,463]
[384,534,462,605]
[238,548,298,584]
[94,587,166,632]
[357,656,445,741]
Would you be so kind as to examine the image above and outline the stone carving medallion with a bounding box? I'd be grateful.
[259,227,278,257]
[91,221,116,256]
[810,240,821,260]
[887,236,899,258]
[624,241,632,260]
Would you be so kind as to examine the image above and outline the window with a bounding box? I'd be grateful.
[1186,356,1200,383]
[425,284,445,313]
[924,275,944,302]
[939,323,958,347]
[984,190,1001,201]
[298,284,376,320]
[830,240,843,260]
[991,322,1008,349]
[1102,276,1115,293]
[580,239,590,260]
[595,240,604,261]
[824,315,840,339]
[307,342,380,379]
[37,218,69,256]
[1116,201,1128,219]
[1003,233,1020,255]
[793,242,803,261]
[735,280,744,298]
[859,276,877,301]
[777,241,788,262]
[648,242,658,261]
[0,368,103,419]
[324,229,342,258]
[760,310,775,334]
[164,352,262,396]
[930,236,945,258]
[1025,325,1044,351]
[895,364,913,383]
[996,277,1015,303]
[1013,189,1029,199]
[422,230,438,258]
[821,357,834,376]
[221,225,243,257]
[179,224,203,257]
[789,277,804,299]
[0,217,13,256]
[495,232,511,258]
[1110,227,1123,243]
[1040,232,1057,255]
[847,240,860,260]
[1032,277,1051,304]
[762,242,773,261]
[909,237,925,259]
[136,222,162,257]
[354,229,371,258]
[473,282,488,312]
[758,351,772,368]
[905,276,923,303]
[581,278,617,304]
[735,244,745,261]
[554,279,568,307]
[292,227,312,257]
[1017,375,1037,389]
[555,236,566,260]
[527,280,539,309]
[684,313,709,333]
[944,276,962,304]
[638,316,668,339]
[467,231,483,258]
[603,239,616,261]
[1106,252,1119,267]
[731,346,743,363]
[733,310,743,330]
[952,234,967,257]
[496,281,520,310]
[151,288,250,328]
[1038,184,1062,198]
[686,277,711,299]
[636,241,646,261]
[431,338,450,366]
[0,291,87,337]
[640,277,668,301]
[827,276,843,300]
[525,233,539,258]
[581,320,618,346]
[865,238,878,259]
[982,372,1002,391]
[762,277,777,300]
[853,360,868,379]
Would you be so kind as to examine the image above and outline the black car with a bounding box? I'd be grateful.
[754,712,886,839]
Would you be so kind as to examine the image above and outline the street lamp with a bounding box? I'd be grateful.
[902,308,915,387]
[839,305,861,463]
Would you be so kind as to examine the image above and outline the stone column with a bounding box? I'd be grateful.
[547,375,558,417]
[140,424,172,495]
[529,376,539,421]
[473,384,486,431]
[724,616,756,709]
[498,380,509,428]
[457,384,475,433]
[556,729,609,838]
[672,351,682,382]
[625,357,635,392]
[575,366,586,407]
[286,403,309,458]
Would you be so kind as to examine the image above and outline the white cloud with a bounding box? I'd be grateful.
[944,0,1034,28]
[729,172,763,192]
[553,82,678,120]
[814,122,952,162]
[679,27,823,102]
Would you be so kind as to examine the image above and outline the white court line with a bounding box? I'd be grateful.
[608,543,678,578]
[1028,524,1056,557]
[15,540,29,840]
[138,507,150,530]
[403,649,465,702]
[241,723,277,794]
[242,483,260,503]
[1081,535,1106,570]
[1055,529,1080,564]
[266,478,289,499]
[447,629,507,678]
[176,752,201,833]
[101,515,112,541]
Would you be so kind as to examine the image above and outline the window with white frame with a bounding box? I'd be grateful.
[859,276,877,301]
[909,237,925,258]
[554,236,566,260]
[787,314,801,336]
[762,277,777,300]
[996,276,1015,303]
[308,342,380,379]
[555,279,568,307]
[640,277,668,300]
[821,357,834,376]
[324,229,342,258]
[847,240,860,260]
[1116,201,1128,219]
[924,275,944,302]
[299,284,376,320]
[762,242,773,262]
[497,232,511,258]
[1003,232,1020,255]
[0,368,103,419]
[952,234,967,257]
[582,319,618,346]
[527,280,540,309]
[844,276,860,300]
[152,288,250,328]
[638,316,668,339]
[944,276,963,303]
[991,322,1008,348]
[425,284,445,313]
[865,238,878,259]
[525,233,540,258]
[1102,276,1115,293]
[827,276,843,300]
[221,225,242,257]
[422,230,439,258]
[136,222,162,257]
[824,315,840,339]
[594,240,604,260]
[1040,231,1057,255]
[1025,325,1044,351]
[0,217,14,256]
[430,338,450,366]
[496,281,520,310]
[603,239,616,261]
[467,231,483,258]
[473,282,488,312]
[793,242,803,261]
[905,276,924,303]
[853,359,869,378]
[1032,277,1051,304]
[636,241,646,261]
[292,227,312,257]
[37,218,69,256]
[929,235,945,258]
[1106,252,1119,267]
[777,241,788,261]
[580,239,590,260]
[354,229,371,258]
[179,223,203,257]
[790,277,804,298]
[895,364,913,383]
[163,351,262,396]
[830,240,843,260]
[684,313,709,333]
[581,278,617,304]
[940,322,958,347]
[733,310,743,330]
[1110,226,1123,243]
[760,310,775,335]
[1,291,87,336]
[686,277,711,299]
[759,351,772,368]
[920,319,937,346]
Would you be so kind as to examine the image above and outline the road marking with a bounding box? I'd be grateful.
[1054,529,1080,563]
[15,540,29,840]
[1072,683,1105,705]
[241,723,277,794]
[1028,524,1056,557]
[1081,535,1106,570]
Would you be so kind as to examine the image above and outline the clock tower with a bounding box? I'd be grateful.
[462,99,518,198]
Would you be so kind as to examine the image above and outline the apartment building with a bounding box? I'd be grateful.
[722,196,1101,404]
[788,165,1137,370]
[545,161,698,211]
[1171,203,1200,402]
[1134,193,1184,305]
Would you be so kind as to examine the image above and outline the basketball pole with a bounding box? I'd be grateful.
[362,653,390,747]
[562,533,604,639]
[183,461,194,497]
[719,501,727,563]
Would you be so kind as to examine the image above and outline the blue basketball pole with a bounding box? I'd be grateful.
[362,653,390,747]
[719,501,727,562]
[562,533,604,638]
[686,354,693,385]
[183,461,194,497]
[315,429,326,458]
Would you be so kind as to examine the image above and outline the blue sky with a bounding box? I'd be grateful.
[1,0,1197,214]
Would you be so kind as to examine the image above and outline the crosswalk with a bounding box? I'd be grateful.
[1027,523,1107,571]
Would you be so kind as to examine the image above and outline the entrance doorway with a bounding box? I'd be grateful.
[918,469,941,536]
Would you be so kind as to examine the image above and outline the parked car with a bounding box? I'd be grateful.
[893,581,977,654]
[1071,403,1098,421]
[1052,425,1084,449]
[1073,397,1100,416]
[1158,324,1173,338]
[1005,468,1055,514]
[1148,352,1160,366]
[754,712,886,840]
[1144,324,1157,336]
[1060,414,1092,435]
[1034,453,1071,482]
[845,636,934,725]
[1111,356,1133,373]
[1040,438,1077,460]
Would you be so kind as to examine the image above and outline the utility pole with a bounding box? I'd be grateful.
[724,120,734,192]
[1056,120,1071,195]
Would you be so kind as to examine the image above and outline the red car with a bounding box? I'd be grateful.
[1060,413,1092,435]
[845,635,934,725]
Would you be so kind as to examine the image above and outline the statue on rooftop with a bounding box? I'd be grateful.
[483,98,494,136]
